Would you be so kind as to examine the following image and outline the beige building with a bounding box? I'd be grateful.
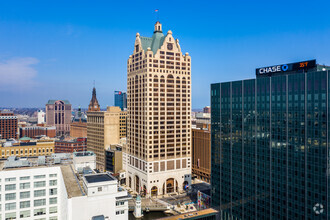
[119,111,127,138]
[0,139,54,158]
[87,106,122,171]
[126,22,192,196]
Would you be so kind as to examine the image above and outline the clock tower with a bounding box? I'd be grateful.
[88,87,100,112]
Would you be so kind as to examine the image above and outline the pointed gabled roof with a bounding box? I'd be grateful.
[88,87,100,112]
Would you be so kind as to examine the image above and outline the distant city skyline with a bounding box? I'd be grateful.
[1,0,330,108]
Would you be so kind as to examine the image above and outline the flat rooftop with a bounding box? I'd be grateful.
[84,173,116,183]
[159,208,218,220]
[74,151,95,157]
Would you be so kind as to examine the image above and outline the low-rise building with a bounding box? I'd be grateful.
[105,145,123,174]
[55,138,87,153]
[19,125,56,138]
[0,153,129,220]
[0,139,55,158]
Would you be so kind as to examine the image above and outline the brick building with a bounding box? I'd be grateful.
[55,137,87,153]
[192,127,211,183]
[70,107,87,138]
[0,111,18,140]
[19,126,56,138]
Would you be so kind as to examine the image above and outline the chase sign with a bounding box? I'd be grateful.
[256,60,316,77]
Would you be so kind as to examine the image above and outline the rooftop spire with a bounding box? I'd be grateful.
[154,21,162,33]
[88,86,100,112]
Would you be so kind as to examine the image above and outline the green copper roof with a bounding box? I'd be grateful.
[47,100,71,105]
[140,32,166,55]
[20,136,32,141]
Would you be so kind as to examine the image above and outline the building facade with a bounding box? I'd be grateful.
[0,140,54,158]
[211,60,330,219]
[55,137,87,153]
[192,128,211,183]
[119,111,127,138]
[105,145,123,174]
[126,22,192,196]
[46,100,72,136]
[87,106,121,171]
[0,154,129,220]
[19,126,56,138]
[37,109,46,124]
[0,111,18,140]
[70,107,87,138]
[115,91,127,110]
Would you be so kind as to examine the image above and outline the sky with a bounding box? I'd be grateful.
[1,0,330,109]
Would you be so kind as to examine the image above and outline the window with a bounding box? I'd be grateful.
[5,212,16,220]
[20,182,30,189]
[98,187,102,192]
[49,180,57,186]
[5,193,16,201]
[34,175,45,179]
[34,199,46,207]
[20,210,30,218]
[5,177,16,182]
[20,201,30,209]
[116,211,120,215]
[5,184,16,191]
[121,210,125,214]
[49,174,57,178]
[34,208,46,216]
[49,197,57,205]
[49,206,57,214]
[49,188,57,195]
[20,176,30,180]
[49,217,58,220]
[34,181,46,188]
[20,191,30,199]
[34,190,46,197]
[5,202,16,211]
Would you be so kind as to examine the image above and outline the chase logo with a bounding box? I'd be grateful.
[281,64,288,71]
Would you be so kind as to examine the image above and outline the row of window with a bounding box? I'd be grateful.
[4,198,57,210]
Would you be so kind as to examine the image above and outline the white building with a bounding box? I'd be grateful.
[126,21,192,196]
[0,153,129,220]
[37,110,45,124]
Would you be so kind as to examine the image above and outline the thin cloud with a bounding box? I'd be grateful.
[0,57,39,91]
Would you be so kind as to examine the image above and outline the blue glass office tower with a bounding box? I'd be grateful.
[211,60,330,219]
[114,91,127,110]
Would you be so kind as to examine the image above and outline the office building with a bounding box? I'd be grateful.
[87,106,121,171]
[0,111,18,140]
[105,145,123,174]
[115,91,127,110]
[203,106,211,113]
[55,137,87,153]
[37,109,46,124]
[126,21,192,196]
[46,100,72,136]
[19,125,56,138]
[70,107,87,138]
[0,139,54,158]
[0,153,129,220]
[211,60,330,219]
[119,111,127,138]
[192,127,211,183]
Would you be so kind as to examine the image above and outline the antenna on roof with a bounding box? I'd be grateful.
[93,80,95,88]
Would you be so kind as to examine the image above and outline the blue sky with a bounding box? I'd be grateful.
[1,0,330,108]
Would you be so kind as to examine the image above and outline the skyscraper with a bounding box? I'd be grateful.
[211,60,330,219]
[45,100,71,136]
[126,21,192,196]
[114,91,127,110]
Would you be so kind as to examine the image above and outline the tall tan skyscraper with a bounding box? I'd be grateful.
[126,22,192,196]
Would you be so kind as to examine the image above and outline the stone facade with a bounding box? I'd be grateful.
[46,100,72,136]
[126,22,192,196]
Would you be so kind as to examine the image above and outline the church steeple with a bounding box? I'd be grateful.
[88,87,100,112]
